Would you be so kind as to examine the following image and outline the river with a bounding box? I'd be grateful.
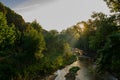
[55,56,94,80]
[53,56,118,80]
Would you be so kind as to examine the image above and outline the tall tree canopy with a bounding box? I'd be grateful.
[0,12,17,56]
[104,0,120,12]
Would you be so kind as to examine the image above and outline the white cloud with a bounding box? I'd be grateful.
[14,0,58,12]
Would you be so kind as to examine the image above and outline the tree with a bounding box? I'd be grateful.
[0,2,7,14]
[60,25,81,47]
[22,28,45,59]
[104,0,120,12]
[97,32,120,78]
[88,12,120,78]
[0,12,16,55]
[31,20,42,33]
[76,21,92,52]
[89,12,118,51]
[6,7,25,32]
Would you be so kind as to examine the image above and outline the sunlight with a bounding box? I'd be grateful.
[79,24,84,29]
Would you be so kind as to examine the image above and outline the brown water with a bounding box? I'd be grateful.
[54,57,118,80]
[55,60,94,80]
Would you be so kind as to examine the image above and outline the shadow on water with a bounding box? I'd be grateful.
[55,56,95,80]
[44,56,118,80]
[53,56,118,80]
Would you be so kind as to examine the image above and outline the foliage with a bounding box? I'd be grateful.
[89,12,118,51]
[73,11,120,78]
[22,28,45,59]
[0,12,17,56]
[75,21,92,52]
[65,66,80,80]
[0,2,7,14]
[69,66,80,74]
[0,3,76,79]
[0,1,120,80]
[43,29,76,70]
[60,25,81,47]
[104,0,120,12]
[97,32,120,78]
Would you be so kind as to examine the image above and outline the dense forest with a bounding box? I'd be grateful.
[0,0,120,80]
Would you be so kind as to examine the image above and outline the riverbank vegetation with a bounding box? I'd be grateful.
[65,66,80,80]
[0,2,76,79]
[0,0,120,80]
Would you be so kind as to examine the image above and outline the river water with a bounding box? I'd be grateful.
[54,56,118,80]
[55,58,94,80]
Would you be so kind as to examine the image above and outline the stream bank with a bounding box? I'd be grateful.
[43,56,118,80]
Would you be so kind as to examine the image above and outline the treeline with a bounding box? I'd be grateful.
[74,0,120,78]
[59,11,120,79]
[0,0,120,79]
[75,12,120,78]
[0,2,76,80]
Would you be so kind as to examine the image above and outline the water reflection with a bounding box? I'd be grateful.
[55,61,79,80]
[55,59,93,80]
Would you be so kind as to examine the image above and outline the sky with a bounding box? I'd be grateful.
[0,0,110,31]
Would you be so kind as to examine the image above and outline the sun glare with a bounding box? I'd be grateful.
[80,24,84,29]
